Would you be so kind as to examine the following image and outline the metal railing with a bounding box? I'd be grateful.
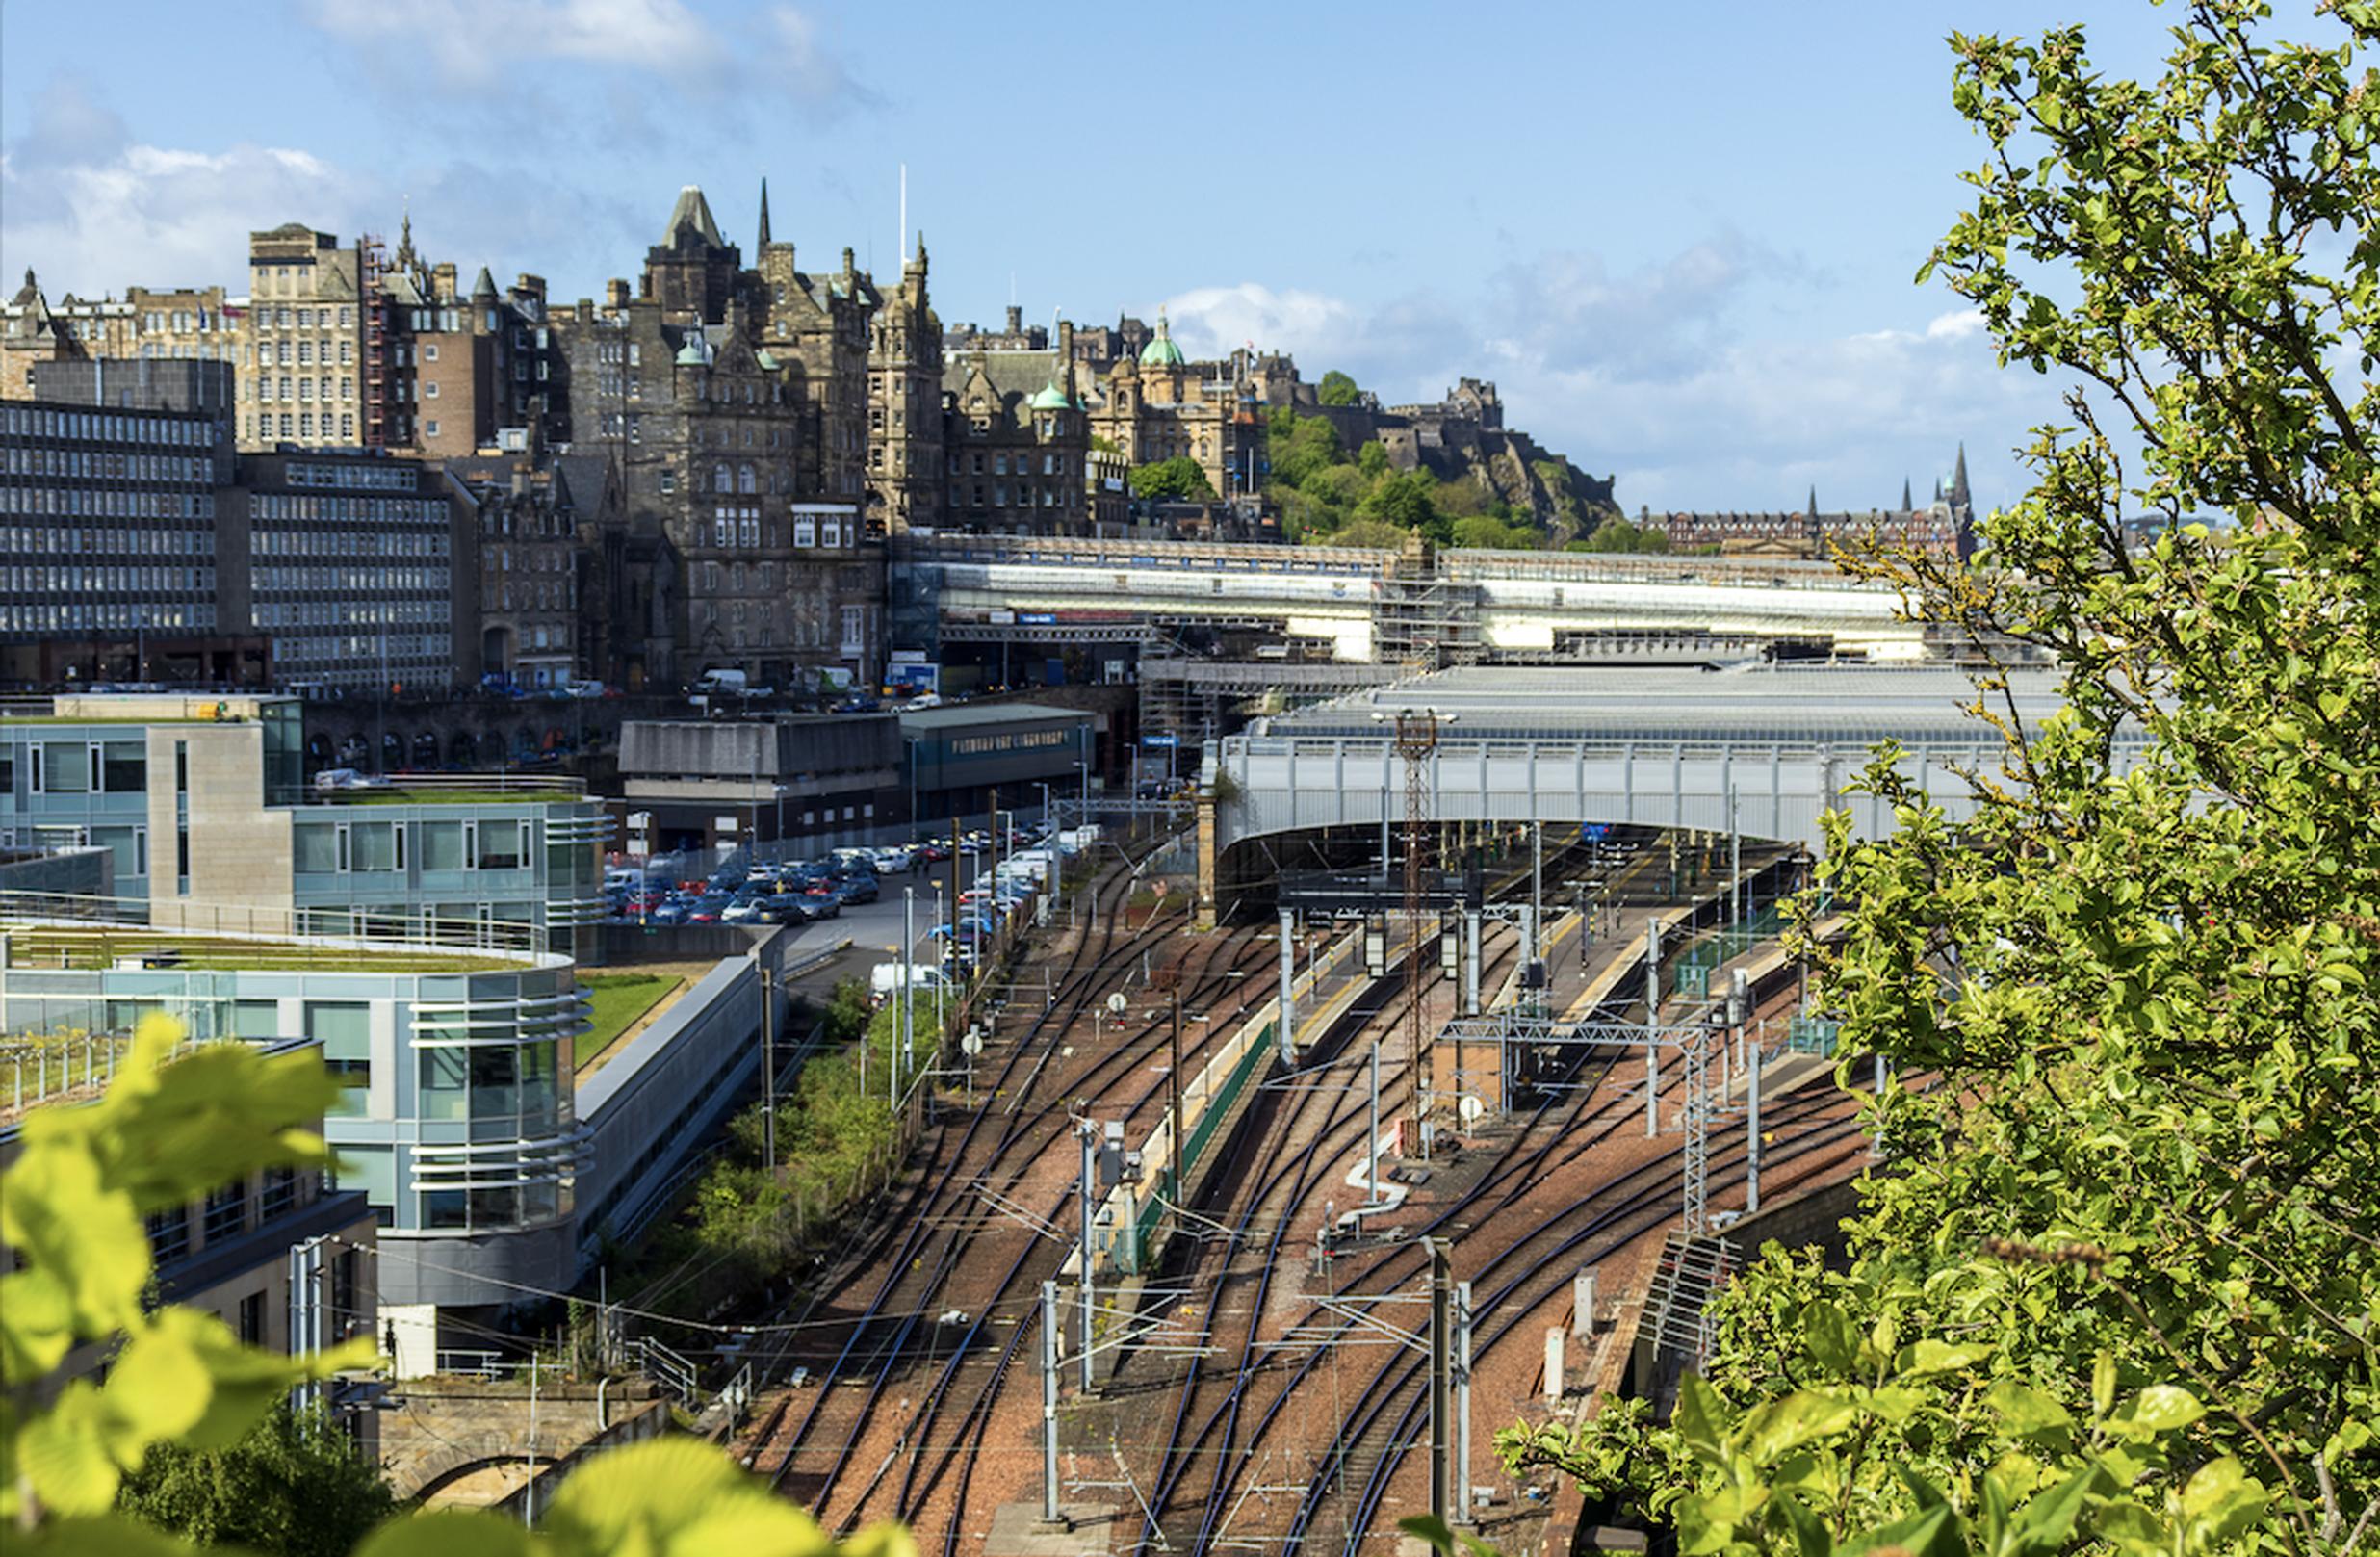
[307,771,589,803]
[0,890,552,959]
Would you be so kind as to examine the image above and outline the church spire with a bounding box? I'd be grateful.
[1901,475,1913,511]
[1806,484,1818,519]
[757,177,772,248]
[396,197,415,269]
[1951,442,1971,507]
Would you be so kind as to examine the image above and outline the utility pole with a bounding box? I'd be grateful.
[1392,711,1442,1157]
[1042,1279,1063,1526]
[1429,1238,1453,1527]
[1169,995,1184,1207]
[760,966,777,1172]
[1455,1278,1475,1528]
[1644,915,1663,1136]
[900,886,916,1110]
[1077,1121,1098,1392]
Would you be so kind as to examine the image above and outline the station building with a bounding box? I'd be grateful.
[617,714,901,854]
[899,702,1094,823]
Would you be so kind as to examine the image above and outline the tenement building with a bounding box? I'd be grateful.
[447,446,608,689]
[554,183,887,692]
[1084,312,1260,502]
[941,323,1093,534]
[866,236,945,533]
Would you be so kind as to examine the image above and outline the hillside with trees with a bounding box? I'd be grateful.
[1261,402,1619,549]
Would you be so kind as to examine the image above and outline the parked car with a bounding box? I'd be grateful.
[836,873,880,904]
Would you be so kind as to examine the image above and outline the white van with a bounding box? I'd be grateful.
[870,962,951,1003]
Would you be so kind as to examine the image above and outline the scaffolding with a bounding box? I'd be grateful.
[1377,534,1482,669]
[357,234,391,449]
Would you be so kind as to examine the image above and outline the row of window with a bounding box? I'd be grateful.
[283,460,419,493]
[251,305,357,330]
[0,486,213,520]
[0,447,213,481]
[256,375,351,402]
[954,482,1079,510]
[0,524,209,557]
[272,633,451,664]
[245,412,352,442]
[0,602,210,634]
[139,308,223,335]
[251,595,443,627]
[0,406,215,445]
[292,817,543,876]
[2,740,146,795]
[2,564,211,597]
[252,524,445,557]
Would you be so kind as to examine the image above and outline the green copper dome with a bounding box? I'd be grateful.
[1027,381,1072,410]
[1139,312,1185,368]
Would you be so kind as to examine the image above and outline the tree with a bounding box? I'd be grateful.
[1317,369,1361,406]
[1356,470,1441,533]
[1449,513,1537,550]
[1509,6,2379,1554]
[118,1405,395,1557]
[1128,456,1214,502]
[1268,413,1345,489]
[1356,439,1390,479]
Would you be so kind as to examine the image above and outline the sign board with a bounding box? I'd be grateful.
[961,1032,983,1056]
[1142,734,1178,749]
[1106,993,1129,1015]
[887,662,940,693]
[1018,612,1056,626]
[989,610,1016,626]
[1582,823,1611,843]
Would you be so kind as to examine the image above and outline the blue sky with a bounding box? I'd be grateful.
[0,1,2339,512]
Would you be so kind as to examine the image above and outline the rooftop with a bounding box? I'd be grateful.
[898,701,1094,733]
[0,923,529,973]
[1257,664,2091,747]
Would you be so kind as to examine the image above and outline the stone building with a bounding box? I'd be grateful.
[553,184,885,693]
[945,304,1048,355]
[244,223,368,452]
[446,447,606,688]
[1084,312,1259,501]
[2,270,137,399]
[867,236,944,534]
[1649,454,1975,561]
[941,324,1093,535]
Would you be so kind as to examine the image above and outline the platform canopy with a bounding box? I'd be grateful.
[1203,664,2128,890]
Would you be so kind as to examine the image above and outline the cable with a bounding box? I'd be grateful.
[331,1233,1051,1336]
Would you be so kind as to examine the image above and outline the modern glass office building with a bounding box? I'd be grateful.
[0,693,607,958]
[0,913,585,1346]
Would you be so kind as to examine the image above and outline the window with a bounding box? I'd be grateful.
[424,381,439,399]
[474,820,530,870]
[204,1182,248,1244]
[146,1207,190,1264]
[307,1002,372,1115]
[737,463,756,494]
[423,343,439,361]
[237,1292,267,1346]
[419,820,465,871]
[418,1048,467,1121]
[39,742,89,793]
[100,740,144,792]
[424,420,440,438]
[712,463,731,494]
[352,821,399,871]
[293,823,339,873]
[230,999,282,1038]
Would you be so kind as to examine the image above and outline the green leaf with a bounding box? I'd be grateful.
[2092,1351,2116,1418]
[1843,1500,1964,1557]
[1803,1301,1861,1376]
[2006,1467,2100,1557]
[1983,1380,2074,1439]
[1773,1490,1834,1557]
[354,1512,534,1557]
[16,1380,126,1518]
[1674,1375,1734,1466]
[2111,1384,2204,1436]
[1898,1338,1994,1377]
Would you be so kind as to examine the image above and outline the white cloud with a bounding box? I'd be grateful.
[0,81,370,300]
[299,0,726,88]
[1156,239,2060,515]
[297,0,871,120]
[1925,307,1987,340]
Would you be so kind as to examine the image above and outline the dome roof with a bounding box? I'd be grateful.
[1027,381,1072,410]
[1139,311,1185,368]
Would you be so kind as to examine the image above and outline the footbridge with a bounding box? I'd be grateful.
[893,533,1930,667]
[1196,664,2131,920]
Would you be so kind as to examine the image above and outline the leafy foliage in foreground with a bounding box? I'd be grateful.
[117,1405,396,1557]
[0,1017,911,1556]
[1506,3,2379,1553]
